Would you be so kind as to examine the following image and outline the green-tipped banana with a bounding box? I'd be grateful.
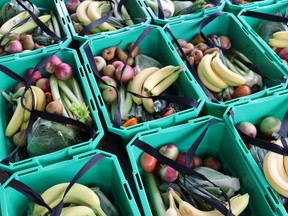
[5,97,25,137]
[268,38,288,48]
[128,67,159,105]
[10,15,51,34]
[61,206,96,216]
[0,11,30,34]
[32,182,106,216]
[150,70,182,96]
[23,89,36,122]
[86,1,116,32]
[143,65,184,92]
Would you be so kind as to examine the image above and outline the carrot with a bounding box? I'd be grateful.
[122,117,138,127]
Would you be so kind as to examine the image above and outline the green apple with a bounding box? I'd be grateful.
[259,116,282,137]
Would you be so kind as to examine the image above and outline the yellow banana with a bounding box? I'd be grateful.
[263,139,288,197]
[33,182,106,216]
[150,70,181,96]
[20,120,29,131]
[23,89,37,122]
[60,206,96,216]
[173,190,249,216]
[10,15,51,35]
[197,65,222,92]
[31,86,46,111]
[272,31,288,40]
[268,38,288,48]
[76,1,93,26]
[199,53,228,89]
[0,11,30,34]
[86,1,116,32]
[211,53,247,86]
[5,97,25,137]
[143,65,184,92]
[128,67,159,105]
[141,88,154,114]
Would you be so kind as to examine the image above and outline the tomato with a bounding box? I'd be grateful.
[233,85,252,98]
[139,152,158,173]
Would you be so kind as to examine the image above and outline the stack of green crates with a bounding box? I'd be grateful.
[58,0,152,43]
[223,89,288,215]
[0,0,72,62]
[0,149,141,215]
[126,115,283,215]
[0,47,104,173]
[163,12,288,117]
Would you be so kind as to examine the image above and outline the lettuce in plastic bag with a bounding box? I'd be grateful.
[27,118,82,157]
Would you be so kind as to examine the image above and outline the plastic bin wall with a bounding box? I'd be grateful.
[58,0,152,43]
[163,12,288,117]
[224,0,275,15]
[0,149,140,216]
[126,115,282,215]
[0,47,104,173]
[79,24,206,144]
[141,0,226,26]
[223,89,288,215]
[0,0,72,62]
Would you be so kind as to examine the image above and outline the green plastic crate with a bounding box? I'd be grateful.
[224,0,275,15]
[237,0,288,75]
[0,0,72,62]
[0,47,104,173]
[0,149,140,216]
[141,0,226,26]
[126,115,282,215]
[58,0,151,43]
[79,24,206,144]
[223,89,288,215]
[163,12,288,117]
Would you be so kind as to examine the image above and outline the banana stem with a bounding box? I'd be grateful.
[1,90,14,104]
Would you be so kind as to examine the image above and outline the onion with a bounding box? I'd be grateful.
[54,63,73,80]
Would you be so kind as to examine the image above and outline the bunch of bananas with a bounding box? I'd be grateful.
[128,65,184,114]
[74,0,133,34]
[31,182,106,216]
[197,52,246,93]
[268,30,288,48]
[263,139,288,198]
[4,85,46,138]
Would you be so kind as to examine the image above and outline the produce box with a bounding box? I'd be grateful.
[79,24,206,144]
[224,0,275,15]
[0,149,140,216]
[0,47,104,173]
[0,0,72,62]
[59,0,151,43]
[141,0,226,26]
[223,89,288,215]
[237,0,288,74]
[163,12,288,117]
[126,115,282,215]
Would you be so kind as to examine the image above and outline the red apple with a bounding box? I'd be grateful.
[159,144,179,160]
[176,152,194,168]
[159,165,179,183]
[35,78,50,92]
[203,156,221,171]
[25,68,42,84]
[237,121,257,138]
[193,156,203,167]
